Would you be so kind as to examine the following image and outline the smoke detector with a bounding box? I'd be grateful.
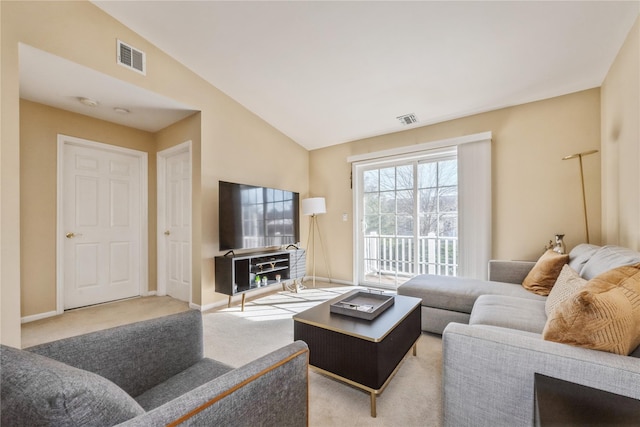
[397,113,418,125]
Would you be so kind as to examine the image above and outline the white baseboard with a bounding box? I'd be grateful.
[190,300,227,312]
[310,276,353,286]
[141,290,157,297]
[21,310,60,324]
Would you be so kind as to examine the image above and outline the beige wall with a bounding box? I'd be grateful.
[20,100,157,317]
[19,100,204,318]
[310,89,602,283]
[1,1,308,346]
[601,16,640,250]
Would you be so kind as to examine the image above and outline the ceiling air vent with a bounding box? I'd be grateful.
[397,113,418,125]
[117,39,146,75]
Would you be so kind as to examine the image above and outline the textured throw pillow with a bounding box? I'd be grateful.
[542,263,640,355]
[545,264,588,317]
[1,345,145,426]
[522,250,569,296]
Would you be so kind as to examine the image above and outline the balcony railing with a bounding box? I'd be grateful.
[363,234,458,287]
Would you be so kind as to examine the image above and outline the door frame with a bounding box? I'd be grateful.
[156,140,192,302]
[56,134,149,314]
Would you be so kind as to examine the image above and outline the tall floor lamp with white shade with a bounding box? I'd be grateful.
[302,197,328,287]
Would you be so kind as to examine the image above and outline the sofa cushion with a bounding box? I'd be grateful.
[567,243,600,275]
[0,345,144,426]
[522,250,569,296]
[135,358,234,410]
[398,274,544,314]
[545,264,587,317]
[543,263,640,355]
[580,245,640,280]
[470,295,547,334]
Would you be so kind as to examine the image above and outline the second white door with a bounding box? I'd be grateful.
[158,144,192,303]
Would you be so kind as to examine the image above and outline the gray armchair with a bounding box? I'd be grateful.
[1,310,309,426]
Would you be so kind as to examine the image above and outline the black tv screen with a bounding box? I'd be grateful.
[219,181,300,251]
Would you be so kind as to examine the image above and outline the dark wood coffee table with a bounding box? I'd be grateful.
[293,290,421,417]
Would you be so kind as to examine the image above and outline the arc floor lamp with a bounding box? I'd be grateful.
[562,149,598,243]
[302,197,328,287]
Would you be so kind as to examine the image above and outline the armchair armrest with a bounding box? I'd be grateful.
[121,341,310,427]
[442,323,640,427]
[488,260,535,284]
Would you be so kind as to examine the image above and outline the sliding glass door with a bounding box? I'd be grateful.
[357,150,458,289]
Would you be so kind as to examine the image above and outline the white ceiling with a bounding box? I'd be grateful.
[19,44,197,133]
[23,1,639,150]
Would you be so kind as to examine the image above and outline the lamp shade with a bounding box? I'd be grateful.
[302,197,326,216]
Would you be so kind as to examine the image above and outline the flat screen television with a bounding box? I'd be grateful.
[219,181,300,252]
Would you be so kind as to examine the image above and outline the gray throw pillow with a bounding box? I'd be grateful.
[1,344,144,426]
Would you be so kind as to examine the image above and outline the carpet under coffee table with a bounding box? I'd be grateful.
[293,290,421,417]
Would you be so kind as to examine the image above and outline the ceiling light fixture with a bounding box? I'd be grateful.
[78,97,99,107]
[113,107,130,114]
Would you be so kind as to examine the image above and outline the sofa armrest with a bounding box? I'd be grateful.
[488,260,535,284]
[26,310,204,397]
[442,323,640,427]
[120,341,310,427]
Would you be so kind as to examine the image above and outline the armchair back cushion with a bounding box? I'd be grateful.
[1,345,144,426]
[26,310,203,397]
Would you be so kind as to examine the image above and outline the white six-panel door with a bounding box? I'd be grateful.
[59,136,146,310]
[157,143,191,303]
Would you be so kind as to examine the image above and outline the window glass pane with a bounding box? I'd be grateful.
[438,159,457,186]
[364,170,379,192]
[419,214,438,236]
[380,191,395,214]
[396,190,413,215]
[397,215,413,236]
[380,214,395,235]
[419,189,437,213]
[438,186,458,212]
[418,162,437,188]
[364,215,379,235]
[396,165,413,190]
[364,193,379,215]
[379,167,395,191]
[439,214,458,237]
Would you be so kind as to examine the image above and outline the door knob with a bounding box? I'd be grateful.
[65,232,82,239]
[164,230,171,236]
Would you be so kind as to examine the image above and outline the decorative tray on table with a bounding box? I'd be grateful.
[329,290,395,321]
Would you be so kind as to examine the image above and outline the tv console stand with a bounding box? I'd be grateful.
[215,249,306,311]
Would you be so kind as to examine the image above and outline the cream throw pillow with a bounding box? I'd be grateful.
[522,250,569,296]
[542,263,640,355]
[545,264,587,317]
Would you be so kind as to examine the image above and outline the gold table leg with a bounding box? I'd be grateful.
[370,392,377,417]
[227,295,232,308]
[241,293,246,311]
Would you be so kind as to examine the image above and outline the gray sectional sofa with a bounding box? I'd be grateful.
[399,243,640,426]
[1,310,309,426]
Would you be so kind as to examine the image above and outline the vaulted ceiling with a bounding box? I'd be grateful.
[24,1,640,150]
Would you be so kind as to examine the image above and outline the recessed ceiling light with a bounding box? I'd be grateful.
[78,97,98,107]
[113,107,130,114]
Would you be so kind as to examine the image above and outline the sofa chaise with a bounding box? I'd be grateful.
[399,243,640,426]
[1,310,309,426]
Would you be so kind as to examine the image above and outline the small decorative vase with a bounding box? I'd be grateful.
[553,234,566,254]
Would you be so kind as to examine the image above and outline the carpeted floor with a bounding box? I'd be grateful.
[203,286,444,426]
[21,286,444,426]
